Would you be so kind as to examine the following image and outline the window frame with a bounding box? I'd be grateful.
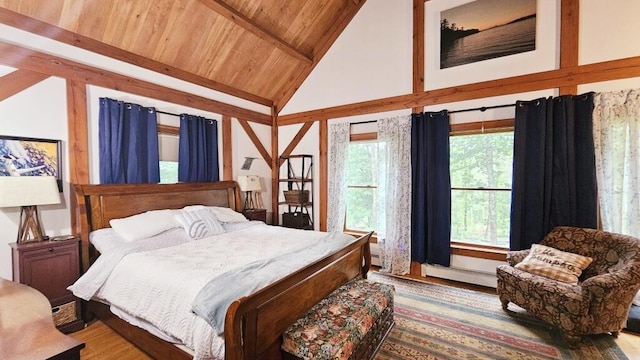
[344,131,379,242]
[449,118,514,261]
[158,125,179,183]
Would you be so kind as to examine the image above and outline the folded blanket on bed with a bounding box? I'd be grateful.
[191,231,355,335]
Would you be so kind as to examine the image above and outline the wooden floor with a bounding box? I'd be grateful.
[69,274,640,359]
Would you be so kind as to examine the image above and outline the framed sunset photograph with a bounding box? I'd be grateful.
[440,0,537,69]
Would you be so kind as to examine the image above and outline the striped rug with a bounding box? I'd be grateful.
[370,272,627,360]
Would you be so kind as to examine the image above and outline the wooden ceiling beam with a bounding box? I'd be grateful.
[0,69,50,101]
[0,40,272,125]
[274,0,368,112]
[559,0,579,95]
[277,55,640,125]
[0,8,273,107]
[197,0,312,65]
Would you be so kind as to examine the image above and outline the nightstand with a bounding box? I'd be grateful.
[243,209,267,223]
[10,238,84,333]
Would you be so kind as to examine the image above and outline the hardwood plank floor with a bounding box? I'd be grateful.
[69,273,640,359]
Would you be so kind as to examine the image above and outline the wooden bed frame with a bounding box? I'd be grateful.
[73,181,372,360]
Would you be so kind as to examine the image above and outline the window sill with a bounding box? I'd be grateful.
[451,243,507,262]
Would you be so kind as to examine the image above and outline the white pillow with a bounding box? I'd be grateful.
[109,209,181,242]
[175,209,226,240]
[90,228,126,254]
[210,206,248,223]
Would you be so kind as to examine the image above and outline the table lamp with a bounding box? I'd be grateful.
[0,176,61,243]
[237,175,261,210]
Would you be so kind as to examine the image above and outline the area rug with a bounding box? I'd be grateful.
[369,272,627,360]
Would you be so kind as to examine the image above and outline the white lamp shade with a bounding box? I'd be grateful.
[0,176,61,208]
[237,175,261,191]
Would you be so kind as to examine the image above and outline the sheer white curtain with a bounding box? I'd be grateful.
[327,123,351,232]
[593,89,640,238]
[377,115,412,275]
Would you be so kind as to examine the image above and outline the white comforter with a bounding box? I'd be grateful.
[69,222,355,359]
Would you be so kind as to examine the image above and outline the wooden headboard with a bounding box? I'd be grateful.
[73,181,242,272]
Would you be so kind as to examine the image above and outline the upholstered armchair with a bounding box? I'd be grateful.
[496,226,640,344]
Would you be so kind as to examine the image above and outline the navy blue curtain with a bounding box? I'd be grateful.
[510,94,597,250]
[411,111,451,266]
[98,97,160,184]
[178,115,219,182]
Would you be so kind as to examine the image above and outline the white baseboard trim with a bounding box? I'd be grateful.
[421,264,498,288]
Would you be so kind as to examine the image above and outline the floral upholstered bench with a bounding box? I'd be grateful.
[281,278,394,360]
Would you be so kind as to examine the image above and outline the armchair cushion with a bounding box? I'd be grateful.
[514,244,593,284]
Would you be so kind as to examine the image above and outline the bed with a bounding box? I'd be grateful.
[72,181,372,360]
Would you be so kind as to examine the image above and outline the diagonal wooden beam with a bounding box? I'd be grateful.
[0,69,50,101]
[279,121,314,166]
[0,8,272,107]
[0,40,272,125]
[237,118,272,168]
[197,0,312,64]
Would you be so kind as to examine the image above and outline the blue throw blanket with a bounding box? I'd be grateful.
[191,231,355,335]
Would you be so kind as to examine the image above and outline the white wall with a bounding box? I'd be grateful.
[0,74,71,280]
[280,0,413,115]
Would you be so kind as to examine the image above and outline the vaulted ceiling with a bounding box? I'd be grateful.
[0,0,366,111]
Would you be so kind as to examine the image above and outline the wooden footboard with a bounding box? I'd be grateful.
[225,232,372,360]
[73,182,372,360]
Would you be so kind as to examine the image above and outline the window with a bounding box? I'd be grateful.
[450,127,513,248]
[345,135,380,232]
[158,128,179,183]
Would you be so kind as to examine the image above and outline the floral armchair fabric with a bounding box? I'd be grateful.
[496,226,640,344]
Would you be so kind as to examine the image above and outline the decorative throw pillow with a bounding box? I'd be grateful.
[175,209,226,240]
[515,244,593,284]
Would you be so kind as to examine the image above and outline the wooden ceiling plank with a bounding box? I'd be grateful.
[0,69,50,101]
[237,118,273,168]
[0,40,272,125]
[279,121,314,166]
[0,8,273,107]
[274,0,367,111]
[197,0,312,64]
[277,55,640,125]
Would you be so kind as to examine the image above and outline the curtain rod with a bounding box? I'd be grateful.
[156,109,181,117]
[447,103,515,114]
[348,103,516,125]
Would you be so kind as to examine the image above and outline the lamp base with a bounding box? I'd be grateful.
[243,191,256,211]
[17,205,47,243]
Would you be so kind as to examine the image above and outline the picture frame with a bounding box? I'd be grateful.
[424,0,558,90]
[0,135,63,192]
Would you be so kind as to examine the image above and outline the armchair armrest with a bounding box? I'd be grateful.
[506,249,530,266]
[582,271,639,298]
